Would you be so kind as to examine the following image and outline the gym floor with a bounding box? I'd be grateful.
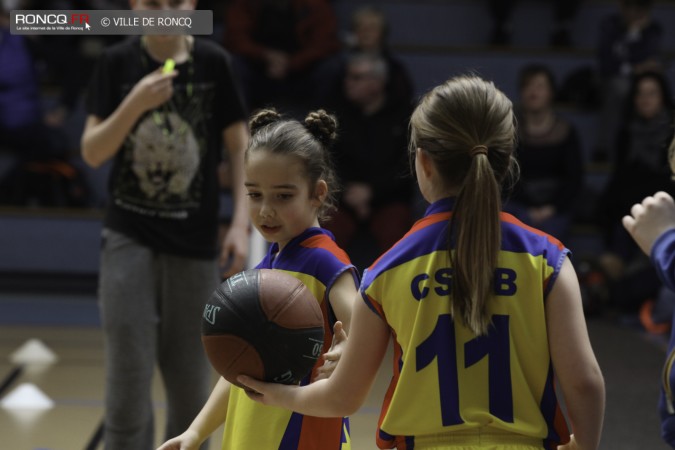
[0,291,670,450]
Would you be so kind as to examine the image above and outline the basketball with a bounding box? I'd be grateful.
[201,269,325,389]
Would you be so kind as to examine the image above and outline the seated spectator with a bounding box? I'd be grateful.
[0,8,69,162]
[0,2,94,207]
[323,52,414,268]
[594,0,663,162]
[504,64,583,242]
[342,5,414,107]
[597,71,675,310]
[224,0,341,113]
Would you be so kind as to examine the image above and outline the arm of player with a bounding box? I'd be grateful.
[315,270,358,380]
[622,192,675,256]
[239,294,389,417]
[81,68,178,168]
[547,258,605,450]
[156,377,231,450]
[220,120,250,278]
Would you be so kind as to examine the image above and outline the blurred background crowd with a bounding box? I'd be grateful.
[2,0,675,329]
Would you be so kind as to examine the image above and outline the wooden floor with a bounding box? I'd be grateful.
[0,293,671,450]
[0,314,389,450]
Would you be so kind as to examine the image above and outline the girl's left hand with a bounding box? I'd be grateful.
[314,321,347,381]
[238,375,294,408]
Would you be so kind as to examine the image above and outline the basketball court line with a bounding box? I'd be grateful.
[0,365,23,396]
[84,420,104,450]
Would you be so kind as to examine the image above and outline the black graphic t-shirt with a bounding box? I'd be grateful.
[86,37,246,258]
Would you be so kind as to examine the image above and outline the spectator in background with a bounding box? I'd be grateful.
[505,64,583,242]
[324,52,414,267]
[80,0,250,446]
[488,0,583,47]
[224,0,341,113]
[0,2,92,207]
[594,0,663,162]
[596,71,674,311]
[0,4,69,162]
[342,5,414,107]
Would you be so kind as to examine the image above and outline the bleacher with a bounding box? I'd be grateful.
[333,0,675,261]
[2,0,675,287]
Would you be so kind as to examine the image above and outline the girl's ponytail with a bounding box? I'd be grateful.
[410,75,516,336]
[451,147,502,336]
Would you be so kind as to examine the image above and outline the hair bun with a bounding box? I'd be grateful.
[304,110,338,147]
[249,108,282,135]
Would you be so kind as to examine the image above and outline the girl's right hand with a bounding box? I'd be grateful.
[128,67,178,114]
[156,429,201,450]
[314,321,347,381]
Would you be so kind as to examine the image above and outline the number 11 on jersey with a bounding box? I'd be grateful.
[416,314,513,426]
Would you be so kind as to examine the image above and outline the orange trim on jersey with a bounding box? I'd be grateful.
[364,293,386,319]
[552,383,571,447]
[500,212,565,251]
[376,329,404,449]
[301,234,351,265]
[296,415,343,450]
[406,211,452,236]
[371,212,452,268]
[308,298,333,383]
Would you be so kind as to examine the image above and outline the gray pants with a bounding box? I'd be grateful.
[99,229,219,450]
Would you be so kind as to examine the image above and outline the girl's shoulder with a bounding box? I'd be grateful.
[500,212,566,254]
[297,229,351,266]
[273,228,354,279]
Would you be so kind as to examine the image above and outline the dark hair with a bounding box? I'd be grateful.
[247,108,340,221]
[518,63,556,94]
[409,76,517,335]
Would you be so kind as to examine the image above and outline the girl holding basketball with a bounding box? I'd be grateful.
[157,108,357,450]
[239,76,606,450]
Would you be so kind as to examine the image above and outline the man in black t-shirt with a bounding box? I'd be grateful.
[81,2,249,448]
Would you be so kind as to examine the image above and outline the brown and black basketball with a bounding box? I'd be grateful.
[201,269,325,389]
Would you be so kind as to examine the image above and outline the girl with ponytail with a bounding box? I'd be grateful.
[240,76,605,450]
[158,108,358,450]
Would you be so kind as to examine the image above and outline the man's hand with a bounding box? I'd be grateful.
[127,67,178,114]
[220,223,249,278]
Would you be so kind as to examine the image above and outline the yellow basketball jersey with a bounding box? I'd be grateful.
[360,198,570,450]
[222,228,355,450]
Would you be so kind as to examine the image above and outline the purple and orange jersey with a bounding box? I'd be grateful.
[223,227,357,450]
[361,197,571,449]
